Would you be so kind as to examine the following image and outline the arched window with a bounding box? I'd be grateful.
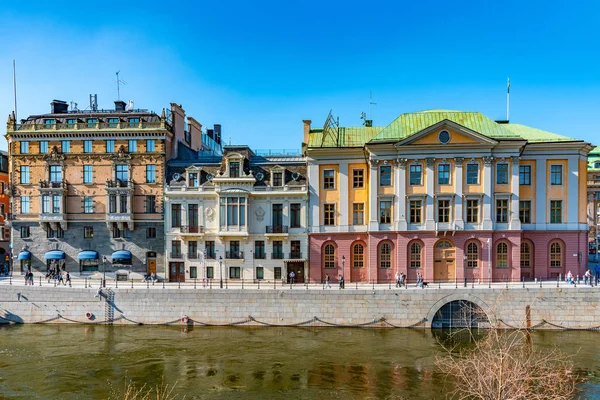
[550,242,562,267]
[436,240,452,249]
[379,242,391,269]
[324,244,335,269]
[409,242,422,268]
[467,242,479,268]
[496,242,508,268]
[520,243,531,268]
[352,243,364,268]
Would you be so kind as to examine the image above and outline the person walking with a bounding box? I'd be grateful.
[339,274,345,289]
[325,273,331,289]
[65,272,72,287]
[566,270,574,285]
[289,270,295,285]
[395,272,400,288]
[400,272,406,288]
[584,269,592,286]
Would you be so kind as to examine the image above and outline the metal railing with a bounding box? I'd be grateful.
[254,253,266,259]
[289,252,302,259]
[180,225,204,233]
[266,226,288,234]
[106,180,134,189]
[225,251,244,259]
[169,252,185,259]
[271,252,284,260]
[39,180,66,189]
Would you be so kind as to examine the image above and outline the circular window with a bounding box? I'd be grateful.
[255,172,264,181]
[438,130,450,144]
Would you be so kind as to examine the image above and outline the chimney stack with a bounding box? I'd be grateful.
[214,124,222,145]
[114,100,127,112]
[51,100,68,114]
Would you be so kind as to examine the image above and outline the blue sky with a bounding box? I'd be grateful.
[1,0,599,151]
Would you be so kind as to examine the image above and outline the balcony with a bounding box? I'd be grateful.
[272,252,284,260]
[188,252,199,260]
[38,180,67,192]
[106,212,134,231]
[39,212,67,231]
[226,251,244,259]
[106,180,134,190]
[266,226,288,234]
[206,253,216,260]
[289,252,302,259]
[254,252,266,259]
[13,121,167,132]
[169,252,185,259]
[180,225,204,234]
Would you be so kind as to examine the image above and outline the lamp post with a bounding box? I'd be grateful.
[341,255,345,289]
[463,253,468,287]
[487,238,492,283]
[219,256,223,288]
[102,256,107,288]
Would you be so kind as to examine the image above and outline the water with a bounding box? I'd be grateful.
[0,325,599,399]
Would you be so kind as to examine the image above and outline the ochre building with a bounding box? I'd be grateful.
[304,110,594,283]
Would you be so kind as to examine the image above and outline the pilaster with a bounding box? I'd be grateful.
[482,156,493,230]
[396,158,407,231]
[425,157,436,230]
[454,157,464,229]
[510,156,521,229]
[368,159,379,231]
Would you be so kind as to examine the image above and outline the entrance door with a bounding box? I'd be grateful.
[434,240,455,282]
[148,258,157,274]
[287,261,304,283]
[169,262,185,282]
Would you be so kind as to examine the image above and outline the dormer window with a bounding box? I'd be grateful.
[128,118,140,127]
[44,119,55,128]
[108,118,119,128]
[87,118,98,128]
[229,161,240,178]
[189,172,198,187]
[273,171,283,187]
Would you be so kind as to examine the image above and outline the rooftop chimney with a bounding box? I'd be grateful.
[114,100,127,112]
[51,100,68,114]
[207,129,214,139]
[214,124,222,145]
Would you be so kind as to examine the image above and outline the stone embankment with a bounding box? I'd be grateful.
[0,285,598,329]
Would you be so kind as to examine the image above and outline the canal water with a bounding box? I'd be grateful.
[0,325,599,399]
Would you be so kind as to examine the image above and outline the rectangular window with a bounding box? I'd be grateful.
[146,227,156,238]
[42,195,50,213]
[290,203,301,228]
[84,140,92,153]
[171,240,182,257]
[379,200,392,224]
[171,204,182,227]
[20,166,30,184]
[112,226,121,238]
[49,165,62,182]
[128,140,137,152]
[20,142,29,154]
[353,203,364,225]
[254,241,265,259]
[108,194,117,213]
[87,118,97,128]
[44,118,55,127]
[52,195,60,213]
[550,200,562,223]
[274,267,282,280]
[190,266,197,279]
[496,164,509,185]
[466,163,479,185]
[119,195,127,213]
[84,226,94,239]
[273,241,283,259]
[66,119,76,127]
[20,226,30,238]
[106,140,115,153]
[437,199,450,223]
[353,169,364,188]
[145,195,156,213]
[379,165,392,186]
[128,118,140,127]
[519,200,531,224]
[189,173,198,187]
[409,200,422,224]
[291,240,301,259]
[438,164,450,185]
[62,141,70,153]
[550,165,563,185]
[230,241,240,258]
[83,165,93,184]
[324,203,335,226]
[229,161,240,178]
[220,197,246,228]
[146,165,156,183]
[409,164,422,186]
[256,267,264,280]
[188,241,198,259]
[272,172,283,187]
[466,199,479,223]
[205,241,215,259]
[496,199,509,223]
[146,139,155,152]
[207,266,214,279]
[40,141,48,154]
[229,267,241,279]
[108,118,119,128]
[84,196,93,213]
[519,165,531,185]
[21,196,30,214]
[323,169,335,189]
[115,164,128,182]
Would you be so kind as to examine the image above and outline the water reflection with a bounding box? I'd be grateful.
[0,325,598,399]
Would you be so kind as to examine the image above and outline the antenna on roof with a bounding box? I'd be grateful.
[116,70,127,100]
[506,77,510,122]
[12,59,18,123]
[369,91,377,120]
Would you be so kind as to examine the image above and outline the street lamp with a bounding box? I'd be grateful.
[341,255,345,289]
[102,256,107,288]
[487,238,492,283]
[463,253,468,287]
[219,256,223,288]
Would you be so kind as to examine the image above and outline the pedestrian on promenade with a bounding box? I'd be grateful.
[400,272,406,288]
[566,271,574,285]
[65,272,72,287]
[416,273,423,289]
[25,268,31,285]
[289,270,295,284]
[325,274,331,289]
[595,263,600,284]
[395,272,400,288]
[339,274,345,289]
[57,272,64,286]
[584,269,592,286]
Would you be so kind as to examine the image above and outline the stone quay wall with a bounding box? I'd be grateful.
[0,286,598,330]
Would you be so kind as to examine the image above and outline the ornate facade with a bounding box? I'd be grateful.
[588,149,600,257]
[304,110,594,283]
[165,145,308,283]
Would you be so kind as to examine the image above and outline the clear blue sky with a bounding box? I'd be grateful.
[1,0,599,151]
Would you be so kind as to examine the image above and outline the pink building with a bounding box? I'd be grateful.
[303,111,593,283]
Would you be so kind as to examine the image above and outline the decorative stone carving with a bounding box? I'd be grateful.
[44,146,66,164]
[426,157,435,167]
[204,207,215,222]
[483,156,494,166]
[455,157,464,164]
[255,206,266,221]
[110,145,132,163]
[369,158,379,168]
[396,158,407,168]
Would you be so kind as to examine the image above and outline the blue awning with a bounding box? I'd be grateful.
[77,251,99,261]
[44,250,66,260]
[111,250,132,262]
[17,251,31,261]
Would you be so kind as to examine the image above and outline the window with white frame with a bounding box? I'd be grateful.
[379,200,392,224]
[496,163,509,184]
[323,169,335,189]
[437,199,451,223]
[466,199,479,223]
[437,163,451,185]
[466,163,479,184]
[220,197,246,228]
[496,199,509,223]
[379,165,392,186]
[409,164,422,185]
[409,199,422,224]
[550,165,563,185]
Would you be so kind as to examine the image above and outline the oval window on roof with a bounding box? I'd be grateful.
[438,130,450,144]
[595,162,600,168]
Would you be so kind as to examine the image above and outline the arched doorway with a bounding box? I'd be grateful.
[431,300,488,329]
[434,240,455,282]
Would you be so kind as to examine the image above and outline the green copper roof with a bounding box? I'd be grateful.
[371,110,520,142]
[307,126,382,148]
[501,124,576,143]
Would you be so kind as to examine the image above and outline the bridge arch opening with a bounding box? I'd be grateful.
[431,300,489,329]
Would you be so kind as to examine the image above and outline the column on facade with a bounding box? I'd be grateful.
[482,156,493,230]
[454,157,464,229]
[534,158,547,228]
[510,156,521,229]
[425,158,435,230]
[339,162,349,229]
[308,162,320,232]
[368,159,379,231]
[567,156,580,227]
[396,158,407,231]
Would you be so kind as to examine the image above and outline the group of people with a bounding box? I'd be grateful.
[567,268,598,286]
[323,273,345,289]
[23,269,34,285]
[43,268,71,286]
[395,272,406,288]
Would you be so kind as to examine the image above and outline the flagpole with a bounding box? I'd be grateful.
[13,60,18,123]
[506,77,510,121]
